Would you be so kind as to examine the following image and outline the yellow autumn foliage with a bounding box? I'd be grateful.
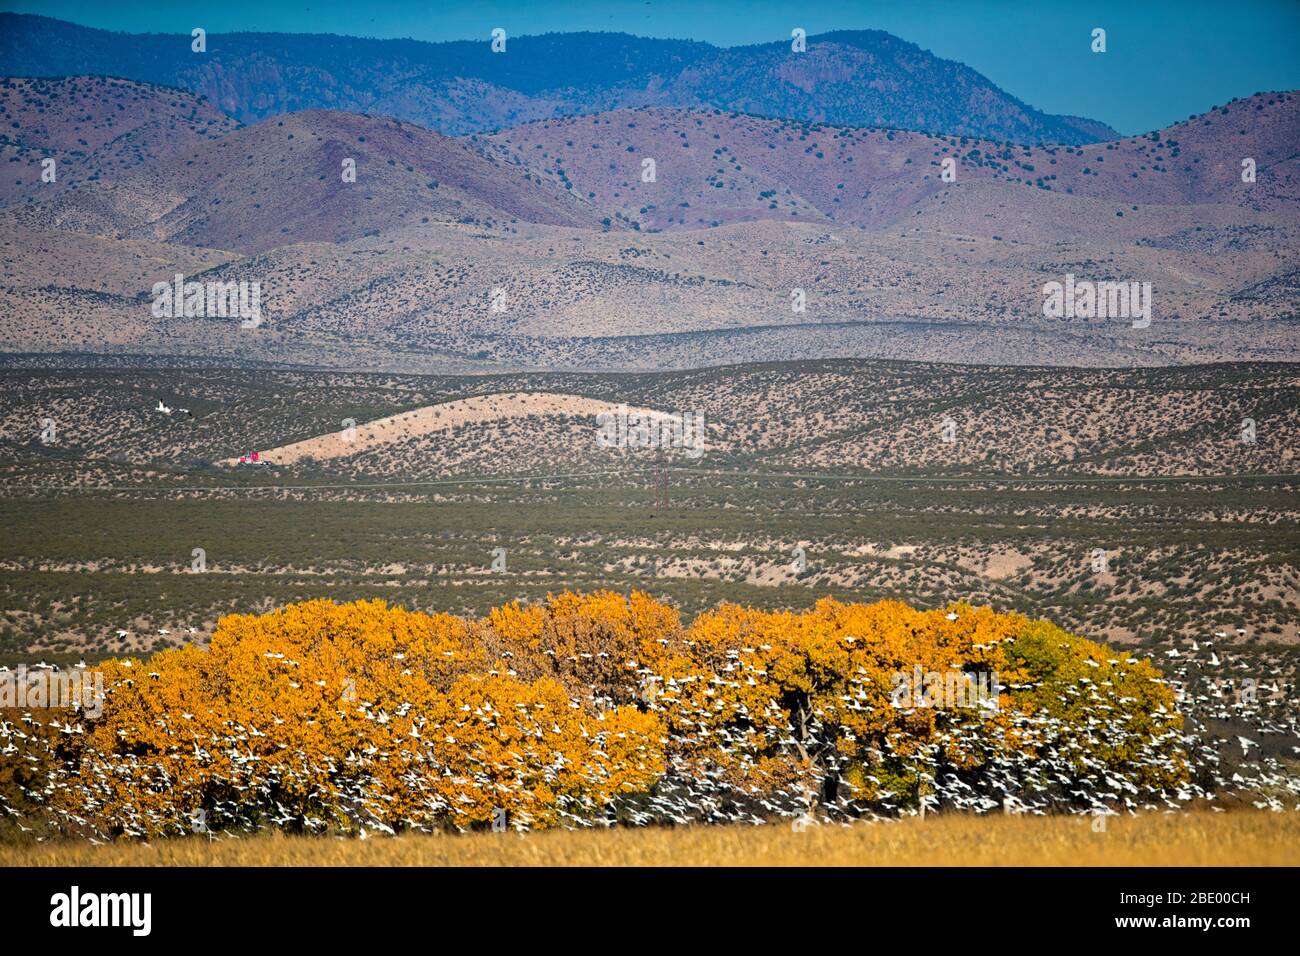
[1,592,1185,838]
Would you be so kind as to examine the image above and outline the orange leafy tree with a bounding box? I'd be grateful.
[1,592,1185,838]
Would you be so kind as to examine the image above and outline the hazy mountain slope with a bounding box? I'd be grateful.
[0,75,1295,370]
[483,92,1300,232]
[11,88,1292,252]
[0,14,1118,144]
[0,75,239,206]
[665,31,1117,144]
[4,108,609,252]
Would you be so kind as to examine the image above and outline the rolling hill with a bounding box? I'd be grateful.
[1,361,1295,654]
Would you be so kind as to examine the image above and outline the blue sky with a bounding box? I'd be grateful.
[3,0,1298,134]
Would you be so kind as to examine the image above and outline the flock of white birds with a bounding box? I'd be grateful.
[0,625,1297,838]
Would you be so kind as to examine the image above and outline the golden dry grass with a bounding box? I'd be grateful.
[4,812,1297,867]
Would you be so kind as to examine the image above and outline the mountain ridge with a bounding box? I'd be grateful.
[0,13,1119,145]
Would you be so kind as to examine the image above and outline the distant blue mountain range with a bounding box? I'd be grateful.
[0,13,1119,144]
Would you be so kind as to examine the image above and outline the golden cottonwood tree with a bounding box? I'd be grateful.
[1,592,1185,837]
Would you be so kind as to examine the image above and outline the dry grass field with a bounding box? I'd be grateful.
[4,812,1296,867]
